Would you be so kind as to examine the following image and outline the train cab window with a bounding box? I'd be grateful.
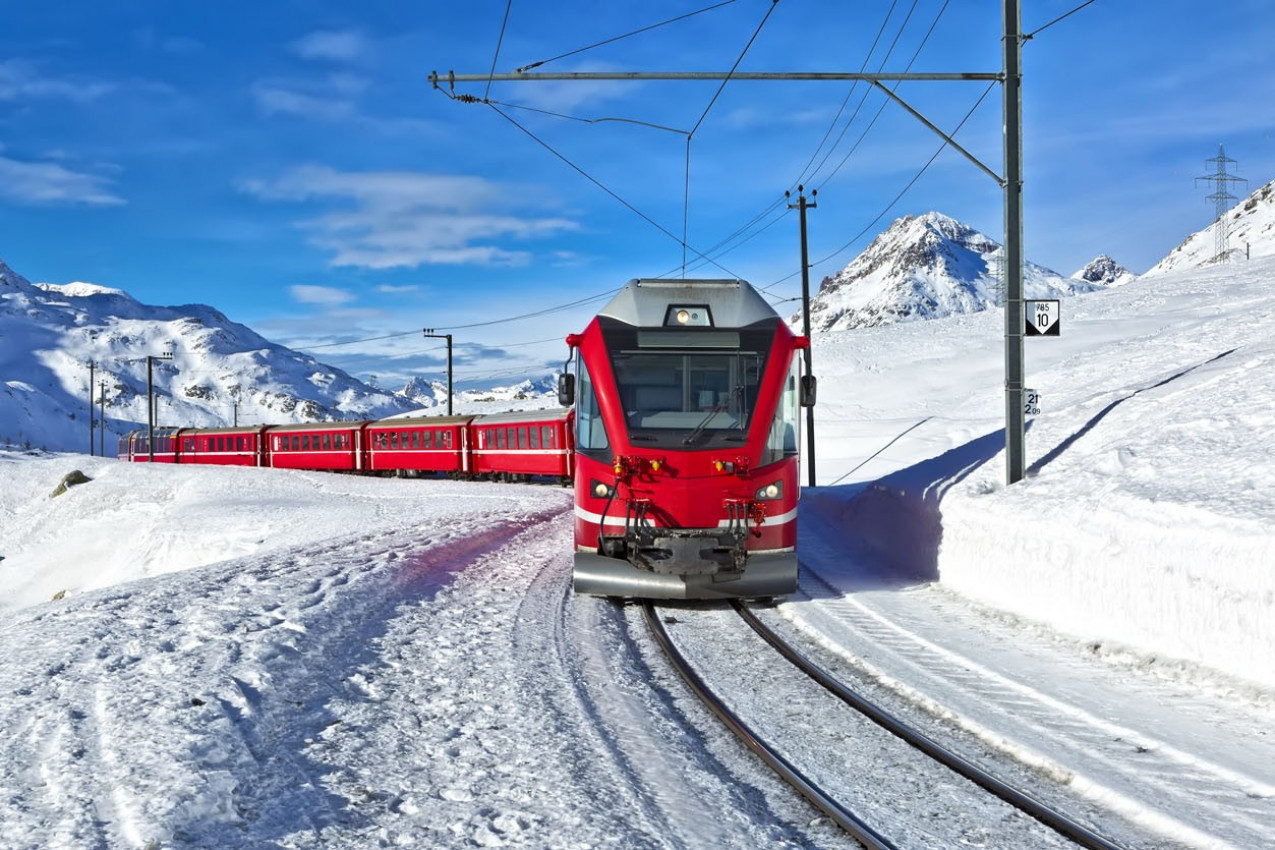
[764,363,801,464]
[575,360,610,455]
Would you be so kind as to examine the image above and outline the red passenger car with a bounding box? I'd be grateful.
[177,426,268,466]
[365,415,472,476]
[266,422,365,471]
[469,408,575,483]
[117,427,182,463]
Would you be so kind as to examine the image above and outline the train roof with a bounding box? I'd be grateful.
[171,425,268,436]
[468,407,570,425]
[599,278,779,328]
[267,420,369,433]
[369,414,475,428]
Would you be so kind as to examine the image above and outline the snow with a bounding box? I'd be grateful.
[1,254,1274,847]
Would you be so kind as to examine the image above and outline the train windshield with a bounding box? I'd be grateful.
[602,321,775,450]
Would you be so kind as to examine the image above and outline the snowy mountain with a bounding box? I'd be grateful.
[0,257,416,452]
[1145,176,1275,275]
[1071,254,1136,287]
[802,212,1103,333]
[398,374,558,412]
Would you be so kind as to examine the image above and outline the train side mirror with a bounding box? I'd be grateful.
[558,373,575,407]
[800,375,817,407]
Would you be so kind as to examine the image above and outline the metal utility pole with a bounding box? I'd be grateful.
[786,186,818,488]
[1003,0,1026,484]
[88,360,95,456]
[1196,144,1247,263]
[146,349,173,462]
[98,380,107,457]
[422,329,455,415]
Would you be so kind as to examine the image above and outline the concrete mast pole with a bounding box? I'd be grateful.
[1003,0,1026,484]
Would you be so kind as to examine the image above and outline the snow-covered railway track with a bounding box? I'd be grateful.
[645,600,1126,850]
[731,602,1128,850]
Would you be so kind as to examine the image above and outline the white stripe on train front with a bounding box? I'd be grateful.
[573,504,797,529]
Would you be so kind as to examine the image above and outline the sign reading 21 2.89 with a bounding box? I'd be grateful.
[1025,299,1060,336]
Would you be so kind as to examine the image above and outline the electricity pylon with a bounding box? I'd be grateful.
[1196,144,1247,263]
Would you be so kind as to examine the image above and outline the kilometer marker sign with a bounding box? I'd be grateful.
[1026,299,1060,336]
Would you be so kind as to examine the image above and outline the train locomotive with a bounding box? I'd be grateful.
[560,278,814,600]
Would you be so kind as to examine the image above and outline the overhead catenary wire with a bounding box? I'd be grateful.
[484,0,514,101]
[484,101,743,280]
[760,79,998,296]
[1025,0,1097,39]
[514,0,740,73]
[682,0,780,275]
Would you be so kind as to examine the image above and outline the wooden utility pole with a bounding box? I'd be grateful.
[786,186,818,488]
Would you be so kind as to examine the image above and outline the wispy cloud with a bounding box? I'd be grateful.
[0,151,124,206]
[0,59,114,102]
[240,165,578,269]
[290,30,371,63]
[251,82,357,121]
[375,284,421,294]
[290,284,357,306]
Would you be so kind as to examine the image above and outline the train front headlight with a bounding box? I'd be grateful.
[591,479,615,499]
[754,480,783,500]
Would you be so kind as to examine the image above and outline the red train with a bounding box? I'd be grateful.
[117,408,575,484]
[561,278,813,600]
[119,278,814,601]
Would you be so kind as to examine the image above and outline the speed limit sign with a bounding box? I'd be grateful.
[1026,300,1060,336]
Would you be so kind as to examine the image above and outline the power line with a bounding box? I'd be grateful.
[514,0,740,73]
[484,0,514,101]
[682,0,781,274]
[761,80,997,295]
[1025,0,1097,39]
[485,102,742,279]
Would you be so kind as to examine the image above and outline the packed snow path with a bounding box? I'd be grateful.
[0,491,845,848]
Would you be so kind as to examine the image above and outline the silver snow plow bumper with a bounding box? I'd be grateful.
[572,549,799,600]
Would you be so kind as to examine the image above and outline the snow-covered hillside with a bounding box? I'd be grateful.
[0,257,419,452]
[802,212,1107,332]
[1146,177,1275,274]
[2,254,1274,849]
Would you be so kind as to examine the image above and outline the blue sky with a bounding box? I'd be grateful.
[3,1,1274,391]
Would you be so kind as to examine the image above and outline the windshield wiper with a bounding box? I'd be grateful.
[683,403,725,446]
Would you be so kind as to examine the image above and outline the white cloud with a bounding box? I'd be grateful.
[290,284,357,306]
[241,165,579,269]
[252,82,355,121]
[0,60,114,102]
[0,154,124,207]
[290,30,370,63]
[375,284,421,294]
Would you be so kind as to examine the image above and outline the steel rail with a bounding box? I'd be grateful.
[641,602,899,850]
[733,602,1129,850]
